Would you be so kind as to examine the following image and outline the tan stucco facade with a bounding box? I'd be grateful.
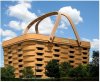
[2,33,90,78]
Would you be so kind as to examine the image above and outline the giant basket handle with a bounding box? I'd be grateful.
[24,11,81,46]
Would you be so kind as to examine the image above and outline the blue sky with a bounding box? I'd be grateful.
[0,1,99,67]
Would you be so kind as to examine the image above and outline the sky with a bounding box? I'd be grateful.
[0,1,99,67]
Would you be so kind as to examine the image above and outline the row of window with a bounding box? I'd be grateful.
[8,53,87,60]
[69,60,87,64]
[9,60,87,67]
[8,46,44,53]
[9,57,87,64]
[7,49,22,54]
[7,42,88,51]
[51,44,88,51]
[19,69,43,73]
[8,54,22,59]
[43,59,87,64]
[7,51,87,60]
[8,59,23,64]
[8,51,87,57]
[8,56,87,65]
[8,63,43,68]
[55,45,88,52]
[7,46,88,56]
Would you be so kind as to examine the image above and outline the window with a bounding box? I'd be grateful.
[69,60,74,63]
[37,58,43,61]
[19,65,23,67]
[37,53,43,56]
[8,47,11,49]
[55,44,59,47]
[36,69,42,72]
[8,56,12,59]
[70,46,74,48]
[36,64,43,66]
[19,59,23,62]
[18,54,22,57]
[69,56,74,58]
[83,61,87,64]
[9,61,12,64]
[54,54,59,57]
[18,49,22,52]
[83,48,87,50]
[70,51,74,53]
[54,49,60,52]
[8,51,11,54]
[83,52,87,55]
[37,47,44,50]
[83,57,87,59]
[18,43,21,46]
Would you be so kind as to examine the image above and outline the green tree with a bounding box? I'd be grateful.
[92,51,99,66]
[1,67,6,78]
[89,51,99,77]
[45,59,60,79]
[21,66,34,78]
[59,62,72,77]
[1,65,15,78]
[68,64,89,77]
[89,64,99,77]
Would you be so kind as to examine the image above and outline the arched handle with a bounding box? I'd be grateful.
[24,12,58,34]
[24,11,81,46]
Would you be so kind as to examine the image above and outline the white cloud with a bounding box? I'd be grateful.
[8,1,37,22]
[8,21,21,30]
[91,39,99,50]
[0,28,3,36]
[59,20,68,29]
[82,38,91,42]
[38,17,53,34]
[7,1,37,32]
[2,30,16,37]
[0,28,17,41]
[8,20,29,31]
[82,38,99,50]
[3,37,13,41]
[59,6,83,29]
